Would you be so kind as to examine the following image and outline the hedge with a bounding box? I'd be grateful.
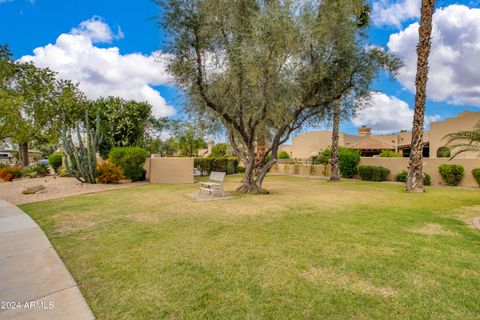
[358,166,390,181]
[394,170,431,186]
[339,148,361,178]
[109,147,148,181]
[194,157,238,175]
[472,168,480,187]
[438,164,464,186]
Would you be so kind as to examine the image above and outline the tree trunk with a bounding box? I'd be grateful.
[330,100,341,181]
[407,0,435,193]
[18,142,29,167]
[236,148,270,194]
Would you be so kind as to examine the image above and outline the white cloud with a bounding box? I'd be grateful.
[19,17,175,117]
[70,16,123,43]
[372,0,420,28]
[353,92,440,133]
[388,5,480,107]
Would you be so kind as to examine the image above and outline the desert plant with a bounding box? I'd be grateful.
[444,122,480,158]
[21,163,49,178]
[61,111,101,184]
[48,152,64,173]
[380,150,401,157]
[0,165,22,181]
[438,164,464,186]
[395,170,431,186]
[57,166,72,177]
[472,168,480,187]
[109,147,148,181]
[358,166,390,182]
[96,161,125,184]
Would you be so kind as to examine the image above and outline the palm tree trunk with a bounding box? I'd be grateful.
[407,0,435,193]
[330,100,341,181]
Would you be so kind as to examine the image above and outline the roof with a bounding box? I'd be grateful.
[349,137,395,150]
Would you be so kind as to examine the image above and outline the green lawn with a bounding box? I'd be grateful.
[21,175,480,319]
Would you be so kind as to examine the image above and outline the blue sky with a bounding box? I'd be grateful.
[1,0,480,136]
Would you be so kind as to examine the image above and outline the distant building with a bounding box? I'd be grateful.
[279,111,480,159]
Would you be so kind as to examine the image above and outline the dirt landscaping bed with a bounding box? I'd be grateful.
[0,176,147,205]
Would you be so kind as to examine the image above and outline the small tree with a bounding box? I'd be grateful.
[209,143,229,157]
[173,122,207,157]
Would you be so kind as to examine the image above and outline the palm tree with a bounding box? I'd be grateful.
[444,122,480,158]
[407,0,435,192]
[330,100,341,181]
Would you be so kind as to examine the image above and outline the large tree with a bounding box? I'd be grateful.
[407,0,435,192]
[159,0,394,193]
[89,97,154,158]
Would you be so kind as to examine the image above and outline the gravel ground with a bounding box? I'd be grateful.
[0,176,148,205]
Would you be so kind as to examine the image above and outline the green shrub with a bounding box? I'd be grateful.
[395,170,431,186]
[438,164,464,186]
[358,166,390,181]
[48,152,64,173]
[237,166,246,173]
[278,151,290,159]
[437,147,451,158]
[194,157,238,175]
[209,143,228,157]
[379,150,401,157]
[472,168,480,187]
[22,163,49,178]
[96,161,125,184]
[57,166,71,177]
[339,148,361,178]
[109,147,148,181]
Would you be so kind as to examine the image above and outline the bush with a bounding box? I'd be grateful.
[472,168,480,187]
[109,147,148,181]
[0,165,22,181]
[237,166,246,173]
[437,147,451,158]
[395,170,431,186]
[339,148,361,178]
[96,161,125,184]
[278,151,290,159]
[379,150,401,157]
[57,166,71,177]
[48,152,64,173]
[438,164,464,186]
[209,143,228,157]
[358,166,390,181]
[21,164,49,178]
[194,157,239,175]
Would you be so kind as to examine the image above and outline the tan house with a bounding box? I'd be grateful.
[279,111,480,159]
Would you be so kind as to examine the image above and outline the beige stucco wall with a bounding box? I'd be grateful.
[270,158,480,188]
[429,111,480,158]
[146,157,194,184]
[291,130,338,159]
[358,157,480,187]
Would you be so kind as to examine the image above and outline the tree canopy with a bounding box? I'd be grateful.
[159,0,398,193]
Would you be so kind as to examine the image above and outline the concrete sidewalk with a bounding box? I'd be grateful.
[0,199,94,320]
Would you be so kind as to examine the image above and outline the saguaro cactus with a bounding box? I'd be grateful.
[61,110,101,184]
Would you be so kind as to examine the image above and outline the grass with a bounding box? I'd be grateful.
[21,175,480,319]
